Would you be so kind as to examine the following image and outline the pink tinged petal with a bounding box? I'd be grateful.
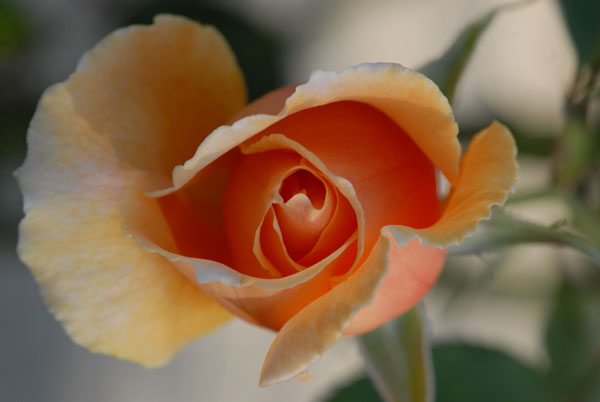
[259,233,393,386]
[347,122,518,336]
[344,240,446,335]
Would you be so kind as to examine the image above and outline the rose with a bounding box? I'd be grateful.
[16,15,517,385]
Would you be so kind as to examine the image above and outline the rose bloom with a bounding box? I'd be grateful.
[16,16,517,385]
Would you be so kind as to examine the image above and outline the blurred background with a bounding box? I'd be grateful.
[1,0,599,401]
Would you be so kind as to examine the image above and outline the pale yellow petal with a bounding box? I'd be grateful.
[69,14,246,190]
[16,16,240,365]
[19,197,231,367]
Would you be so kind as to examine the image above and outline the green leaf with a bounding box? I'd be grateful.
[322,376,383,402]
[419,1,533,103]
[0,1,30,59]
[507,126,556,157]
[433,344,552,402]
[566,195,600,243]
[553,115,597,189]
[356,304,434,402]
[335,342,557,402]
[558,0,600,67]
[545,279,600,400]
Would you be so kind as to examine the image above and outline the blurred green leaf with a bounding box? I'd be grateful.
[567,195,600,244]
[545,279,600,400]
[329,342,555,402]
[357,304,434,402]
[0,1,29,59]
[433,344,552,402]
[558,0,600,67]
[553,115,597,188]
[0,101,30,159]
[457,123,555,157]
[323,376,383,402]
[509,127,555,157]
[419,1,532,103]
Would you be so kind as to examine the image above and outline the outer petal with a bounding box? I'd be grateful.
[69,14,246,190]
[16,14,245,366]
[259,121,518,384]
[344,241,446,335]
[387,121,518,247]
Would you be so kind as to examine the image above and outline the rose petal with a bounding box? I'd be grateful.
[199,240,358,331]
[69,14,246,191]
[147,64,450,289]
[223,150,302,278]
[294,176,357,268]
[258,168,350,274]
[273,168,334,260]
[256,209,300,277]
[253,101,441,262]
[134,141,360,331]
[259,122,517,384]
[140,139,361,290]
[345,122,517,335]
[242,134,363,272]
[17,84,231,368]
[343,240,446,335]
[387,121,518,247]
[257,209,357,278]
[259,233,392,386]
[155,153,235,264]
[164,63,458,193]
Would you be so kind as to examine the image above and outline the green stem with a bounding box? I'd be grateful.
[450,213,600,264]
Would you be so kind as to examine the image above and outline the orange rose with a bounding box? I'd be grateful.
[16,15,517,385]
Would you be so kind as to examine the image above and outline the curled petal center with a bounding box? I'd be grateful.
[274,168,335,261]
[279,169,326,209]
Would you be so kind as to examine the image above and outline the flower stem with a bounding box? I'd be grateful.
[450,212,600,264]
